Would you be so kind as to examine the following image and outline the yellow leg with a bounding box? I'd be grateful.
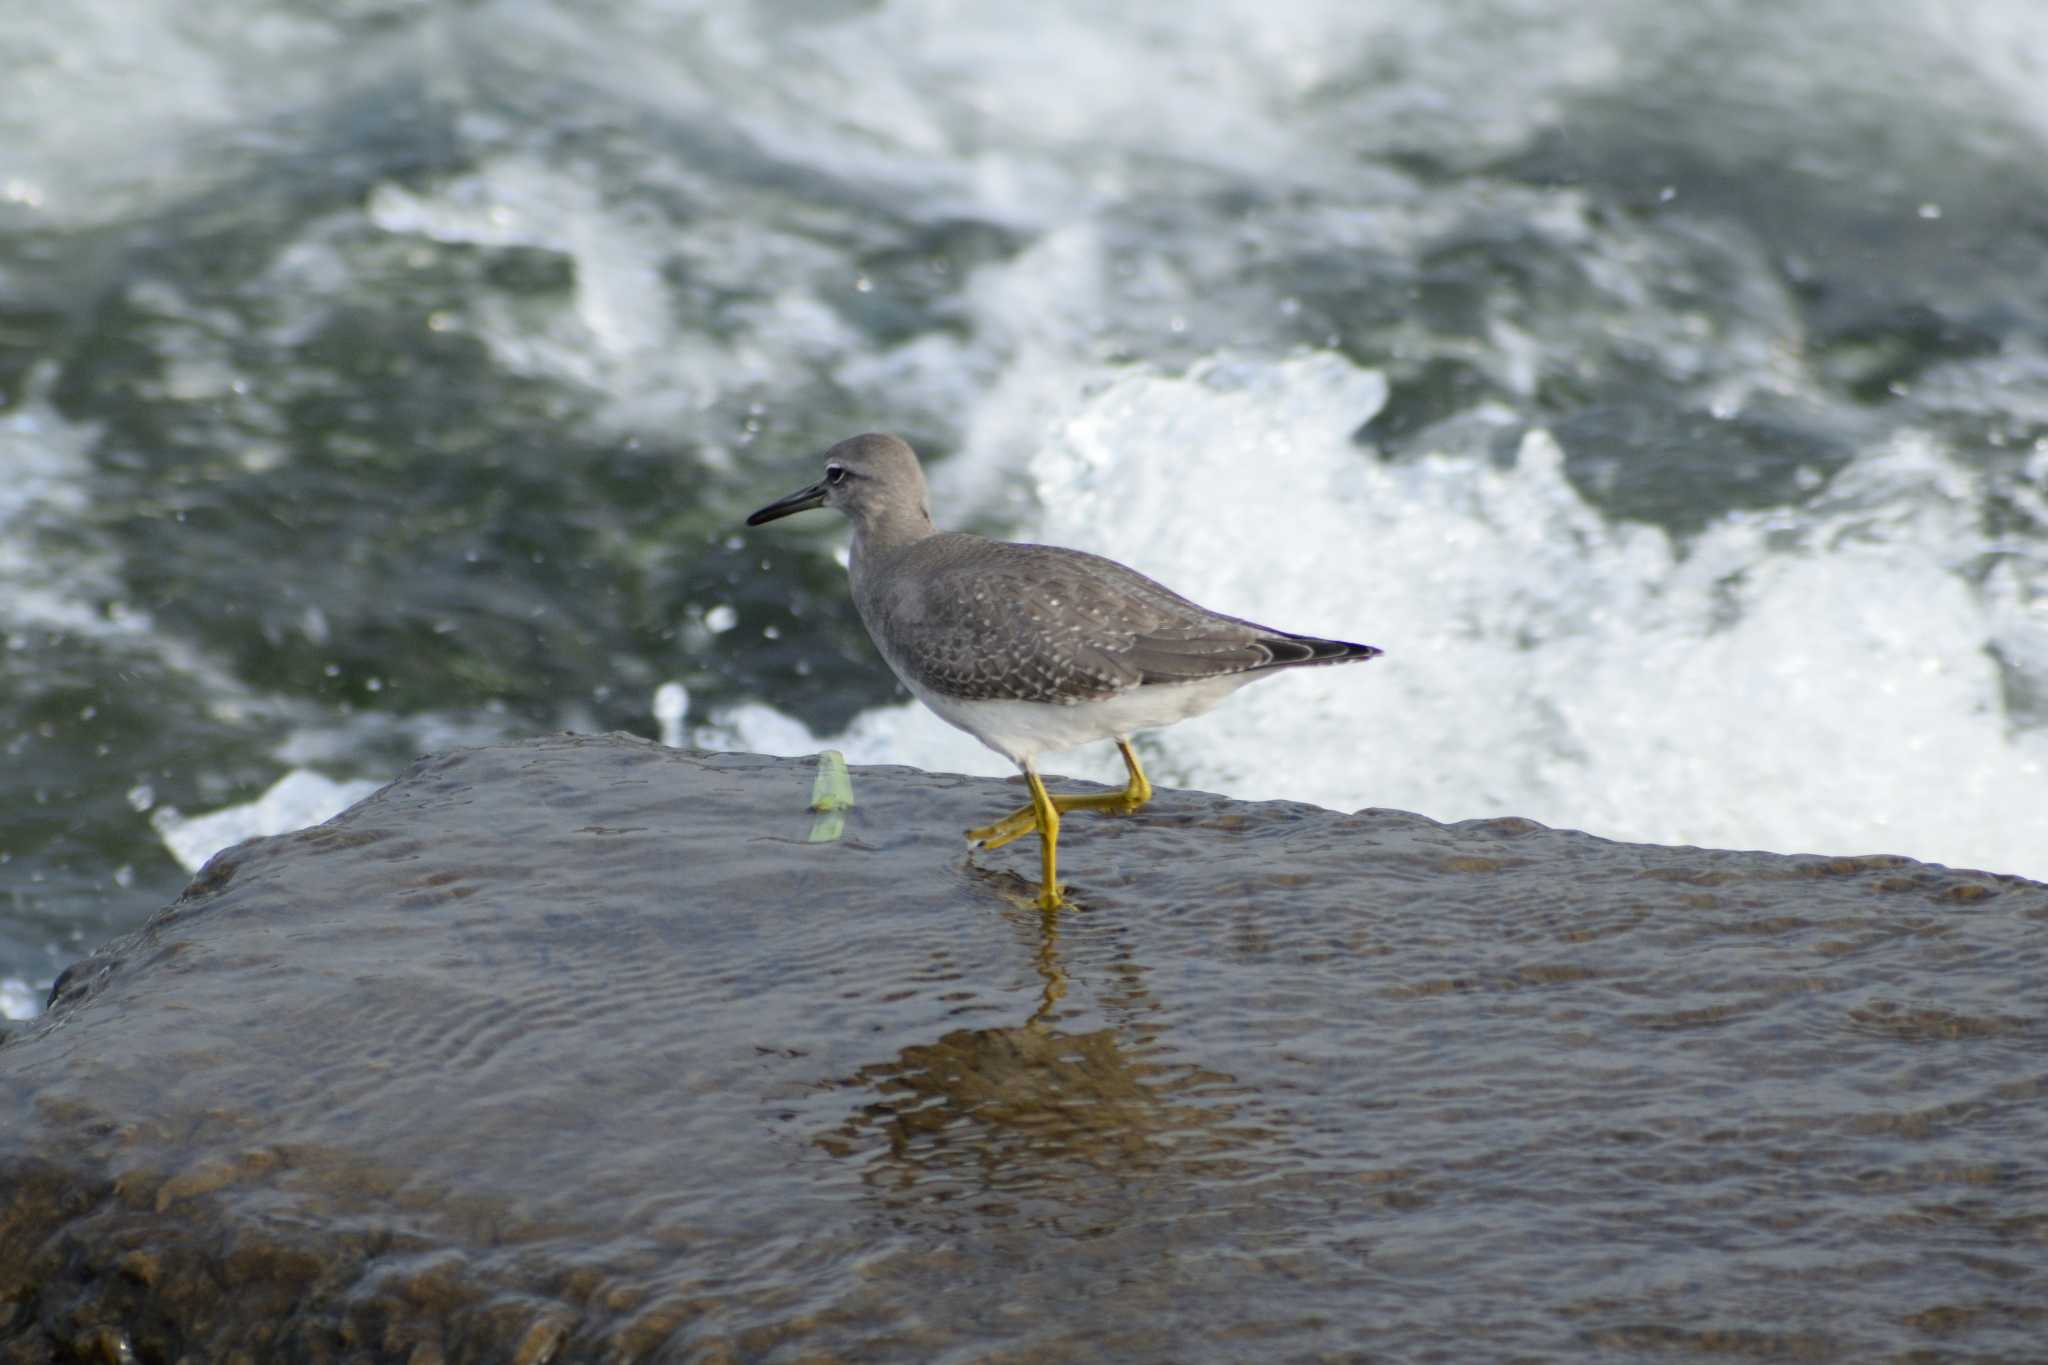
[1025,763,1062,910]
[966,740,1153,850]
[1114,739,1153,808]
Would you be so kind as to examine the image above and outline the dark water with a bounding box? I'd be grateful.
[4,737,2043,1360]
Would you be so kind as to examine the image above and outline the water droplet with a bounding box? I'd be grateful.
[652,682,690,747]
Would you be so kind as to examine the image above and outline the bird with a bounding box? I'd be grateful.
[746,433,1381,909]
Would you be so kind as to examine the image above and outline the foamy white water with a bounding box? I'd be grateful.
[0,977,42,1022]
[151,770,387,874]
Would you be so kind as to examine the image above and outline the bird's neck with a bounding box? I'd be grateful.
[851,504,936,560]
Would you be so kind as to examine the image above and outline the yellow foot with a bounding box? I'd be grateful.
[966,788,1150,850]
[966,802,1040,851]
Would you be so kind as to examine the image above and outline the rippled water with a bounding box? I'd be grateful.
[4,738,2042,1360]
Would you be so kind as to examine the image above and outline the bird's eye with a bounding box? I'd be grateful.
[825,465,848,485]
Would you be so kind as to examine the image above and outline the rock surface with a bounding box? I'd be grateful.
[3,733,2044,1362]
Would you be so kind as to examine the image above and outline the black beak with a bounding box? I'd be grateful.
[746,479,829,526]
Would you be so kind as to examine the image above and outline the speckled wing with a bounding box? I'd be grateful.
[869,536,1378,705]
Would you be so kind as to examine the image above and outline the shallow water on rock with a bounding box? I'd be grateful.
[3,734,2043,1361]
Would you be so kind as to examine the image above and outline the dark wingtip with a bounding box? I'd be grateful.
[1267,633,1383,666]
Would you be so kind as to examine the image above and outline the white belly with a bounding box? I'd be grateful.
[906,674,1257,767]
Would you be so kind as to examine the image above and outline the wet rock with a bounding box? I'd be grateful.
[2,733,2043,1361]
